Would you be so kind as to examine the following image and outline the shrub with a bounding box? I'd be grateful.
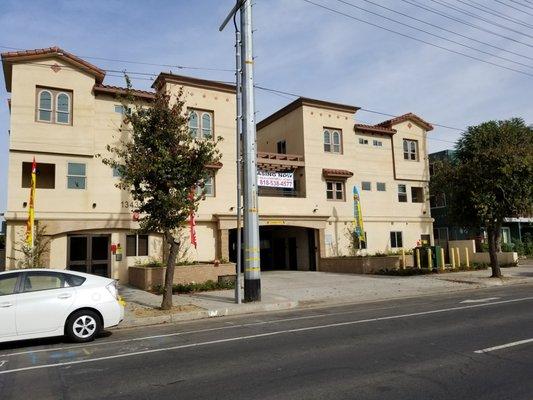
[153,279,235,294]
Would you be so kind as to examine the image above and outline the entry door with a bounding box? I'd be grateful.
[273,238,287,269]
[288,238,297,270]
[68,235,110,277]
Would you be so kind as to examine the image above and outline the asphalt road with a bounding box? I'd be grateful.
[1,284,532,400]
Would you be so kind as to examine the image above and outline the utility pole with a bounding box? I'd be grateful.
[234,18,243,305]
[220,0,261,302]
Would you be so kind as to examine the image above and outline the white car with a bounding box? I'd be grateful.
[0,269,124,343]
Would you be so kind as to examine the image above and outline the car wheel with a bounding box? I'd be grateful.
[66,310,102,343]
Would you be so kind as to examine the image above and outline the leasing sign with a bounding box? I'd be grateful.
[257,171,294,189]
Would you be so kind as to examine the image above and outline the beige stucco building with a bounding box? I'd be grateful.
[1,47,434,281]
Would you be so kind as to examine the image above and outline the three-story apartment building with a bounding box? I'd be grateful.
[2,47,433,281]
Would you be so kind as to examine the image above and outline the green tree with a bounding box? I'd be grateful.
[431,118,533,277]
[102,79,221,309]
[9,224,50,268]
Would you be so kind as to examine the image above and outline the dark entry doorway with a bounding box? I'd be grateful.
[68,234,111,277]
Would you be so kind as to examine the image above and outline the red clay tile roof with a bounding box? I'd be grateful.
[376,113,434,131]
[354,123,396,135]
[322,168,354,179]
[93,84,155,100]
[2,46,105,91]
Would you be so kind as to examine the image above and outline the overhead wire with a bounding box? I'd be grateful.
[334,0,533,70]
[352,0,533,61]
[397,0,533,49]
[494,0,533,16]
[0,45,235,73]
[301,0,533,78]
[452,0,533,29]
[425,0,533,38]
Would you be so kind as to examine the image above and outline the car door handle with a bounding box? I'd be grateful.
[57,293,72,299]
[0,302,13,308]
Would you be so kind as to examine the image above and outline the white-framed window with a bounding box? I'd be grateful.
[36,87,73,125]
[189,109,213,139]
[361,181,371,191]
[377,182,386,191]
[56,92,71,124]
[359,138,369,145]
[324,129,342,153]
[67,162,86,189]
[373,140,382,147]
[38,90,52,122]
[403,139,419,161]
[390,231,403,248]
[126,234,148,257]
[398,184,407,202]
[196,172,215,197]
[326,180,345,201]
[201,112,212,139]
[114,105,126,114]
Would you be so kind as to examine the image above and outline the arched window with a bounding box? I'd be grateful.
[323,129,331,152]
[38,90,52,122]
[332,131,341,153]
[56,92,70,124]
[189,111,199,138]
[201,113,212,139]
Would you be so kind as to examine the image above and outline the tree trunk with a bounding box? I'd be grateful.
[487,226,502,278]
[161,232,179,310]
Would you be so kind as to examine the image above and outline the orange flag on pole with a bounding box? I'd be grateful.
[25,157,36,248]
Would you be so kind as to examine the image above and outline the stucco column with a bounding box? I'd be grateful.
[317,228,327,271]
[218,229,230,262]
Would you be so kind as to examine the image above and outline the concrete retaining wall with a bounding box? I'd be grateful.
[319,256,400,274]
[129,263,236,291]
[471,252,518,265]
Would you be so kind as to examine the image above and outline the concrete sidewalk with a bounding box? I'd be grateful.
[118,263,533,328]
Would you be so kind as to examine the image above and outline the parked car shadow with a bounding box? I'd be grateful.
[0,330,113,351]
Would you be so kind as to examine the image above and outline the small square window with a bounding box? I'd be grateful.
[390,231,403,248]
[127,234,148,257]
[196,173,215,198]
[362,181,371,191]
[373,140,382,147]
[326,180,344,201]
[67,163,86,189]
[398,184,407,202]
[358,138,369,145]
[377,182,386,191]
[411,187,424,203]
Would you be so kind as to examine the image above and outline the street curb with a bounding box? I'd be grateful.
[119,300,299,329]
[117,273,533,330]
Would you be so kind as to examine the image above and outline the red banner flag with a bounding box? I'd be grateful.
[189,190,197,249]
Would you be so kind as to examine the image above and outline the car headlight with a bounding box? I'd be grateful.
[106,281,119,300]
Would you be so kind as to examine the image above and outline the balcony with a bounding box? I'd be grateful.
[256,151,305,198]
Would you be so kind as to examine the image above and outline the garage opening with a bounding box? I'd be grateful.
[229,226,317,271]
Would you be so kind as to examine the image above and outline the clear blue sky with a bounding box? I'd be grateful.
[1,0,532,220]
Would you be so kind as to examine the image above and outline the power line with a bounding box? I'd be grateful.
[495,0,533,15]
[254,84,465,134]
[452,0,533,30]
[335,0,533,70]
[398,0,533,49]
[0,45,235,73]
[301,0,533,78]
[353,0,533,62]
[426,0,533,39]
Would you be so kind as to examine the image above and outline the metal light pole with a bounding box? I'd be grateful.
[221,0,261,302]
[234,23,243,305]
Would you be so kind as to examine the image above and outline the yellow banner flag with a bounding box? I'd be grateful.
[25,157,36,248]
